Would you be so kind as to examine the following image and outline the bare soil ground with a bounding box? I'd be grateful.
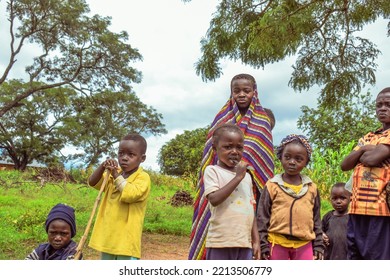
[82,233,190,260]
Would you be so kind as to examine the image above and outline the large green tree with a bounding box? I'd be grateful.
[185,0,390,107]
[297,92,379,151]
[64,91,167,168]
[158,127,208,176]
[0,0,142,117]
[0,80,76,170]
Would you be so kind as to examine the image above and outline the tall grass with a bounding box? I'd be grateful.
[306,141,355,200]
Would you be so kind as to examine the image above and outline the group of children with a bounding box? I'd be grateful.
[25,73,390,261]
[190,74,390,261]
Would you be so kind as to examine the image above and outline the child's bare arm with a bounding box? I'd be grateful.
[359,144,390,166]
[251,216,260,260]
[88,159,118,186]
[206,161,248,206]
[341,144,376,171]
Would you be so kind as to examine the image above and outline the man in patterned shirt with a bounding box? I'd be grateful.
[341,87,390,260]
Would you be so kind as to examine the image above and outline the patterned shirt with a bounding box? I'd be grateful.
[350,128,390,216]
[25,240,78,260]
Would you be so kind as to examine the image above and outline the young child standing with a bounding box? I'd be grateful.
[322,182,350,260]
[88,133,151,260]
[204,123,260,260]
[341,87,390,260]
[26,203,79,260]
[189,73,274,260]
[257,134,324,260]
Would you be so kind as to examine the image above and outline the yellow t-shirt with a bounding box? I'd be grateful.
[88,167,151,258]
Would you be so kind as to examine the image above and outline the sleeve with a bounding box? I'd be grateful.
[312,189,325,254]
[120,172,151,204]
[25,249,39,260]
[378,131,390,145]
[257,183,272,254]
[321,211,331,234]
[63,241,79,260]
[88,170,112,191]
[203,166,221,197]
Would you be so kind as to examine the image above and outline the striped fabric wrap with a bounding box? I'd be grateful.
[188,91,274,260]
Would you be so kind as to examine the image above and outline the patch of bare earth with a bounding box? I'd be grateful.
[82,233,190,260]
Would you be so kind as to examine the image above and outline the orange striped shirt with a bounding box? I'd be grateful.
[350,129,390,216]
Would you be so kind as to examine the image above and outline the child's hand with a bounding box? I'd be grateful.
[235,161,248,178]
[322,233,330,246]
[261,252,270,260]
[102,159,119,176]
[313,250,323,260]
[252,242,261,260]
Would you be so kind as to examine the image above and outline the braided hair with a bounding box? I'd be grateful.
[276,134,312,164]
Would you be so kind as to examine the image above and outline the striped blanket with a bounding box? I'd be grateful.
[188,91,274,260]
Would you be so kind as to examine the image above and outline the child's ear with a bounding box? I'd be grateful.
[141,154,146,162]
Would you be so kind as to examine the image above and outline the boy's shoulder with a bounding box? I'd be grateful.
[322,210,334,220]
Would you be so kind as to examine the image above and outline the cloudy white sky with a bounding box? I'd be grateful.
[1,1,389,171]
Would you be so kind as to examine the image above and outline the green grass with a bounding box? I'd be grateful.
[0,169,194,259]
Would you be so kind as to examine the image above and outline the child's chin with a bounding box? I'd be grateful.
[51,244,64,250]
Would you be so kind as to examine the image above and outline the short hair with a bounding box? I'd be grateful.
[276,134,312,164]
[212,123,244,146]
[331,182,351,197]
[331,182,346,191]
[230,73,257,91]
[263,107,275,130]
[379,87,390,94]
[121,133,147,154]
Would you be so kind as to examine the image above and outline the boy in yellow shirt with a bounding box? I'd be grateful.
[88,133,151,260]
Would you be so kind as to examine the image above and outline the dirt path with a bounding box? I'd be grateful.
[82,233,190,260]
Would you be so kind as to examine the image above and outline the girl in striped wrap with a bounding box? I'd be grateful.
[188,73,274,260]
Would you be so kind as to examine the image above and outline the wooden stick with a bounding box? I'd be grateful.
[74,169,111,260]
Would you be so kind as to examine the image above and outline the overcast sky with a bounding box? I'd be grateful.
[1,1,389,171]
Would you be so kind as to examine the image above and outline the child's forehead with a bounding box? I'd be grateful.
[331,186,348,195]
[218,130,244,141]
[231,78,254,88]
[377,91,390,100]
[283,141,307,152]
[119,139,141,150]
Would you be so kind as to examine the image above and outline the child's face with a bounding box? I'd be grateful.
[47,219,72,250]
[117,140,146,175]
[280,142,308,176]
[330,186,350,215]
[214,131,244,171]
[231,78,255,112]
[376,91,390,129]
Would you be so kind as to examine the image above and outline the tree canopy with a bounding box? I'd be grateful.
[185,0,390,107]
[297,91,379,151]
[158,127,208,176]
[64,90,167,169]
[0,80,76,170]
[0,0,170,170]
[0,0,142,117]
